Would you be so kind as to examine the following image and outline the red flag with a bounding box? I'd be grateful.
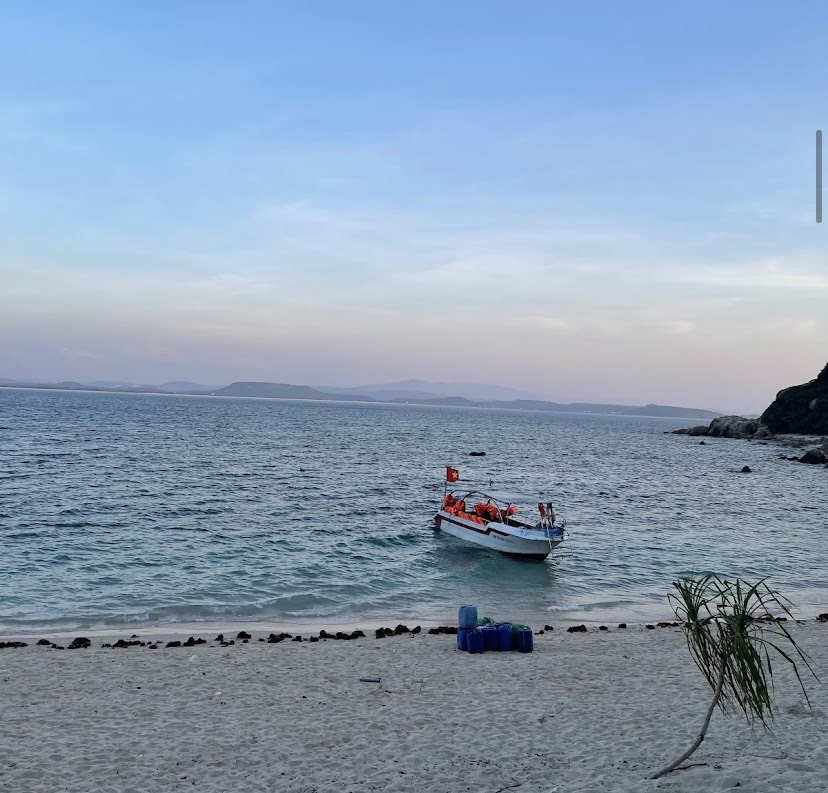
[446,466,459,482]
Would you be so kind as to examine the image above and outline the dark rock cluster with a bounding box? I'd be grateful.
[318,629,366,640]
[375,624,422,638]
[673,415,771,440]
[263,632,292,643]
[113,639,144,648]
[566,625,588,633]
[0,641,28,649]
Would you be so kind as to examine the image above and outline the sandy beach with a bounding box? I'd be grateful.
[1,621,826,793]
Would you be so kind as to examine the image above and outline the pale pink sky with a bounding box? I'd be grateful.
[2,5,827,415]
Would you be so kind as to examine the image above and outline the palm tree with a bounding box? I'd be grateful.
[651,574,816,779]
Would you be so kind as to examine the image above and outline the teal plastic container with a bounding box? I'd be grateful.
[458,605,478,629]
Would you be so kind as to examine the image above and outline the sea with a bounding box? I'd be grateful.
[1,387,826,635]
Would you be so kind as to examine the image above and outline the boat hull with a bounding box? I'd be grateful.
[434,510,562,559]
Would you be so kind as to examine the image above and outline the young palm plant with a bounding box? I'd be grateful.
[651,574,816,779]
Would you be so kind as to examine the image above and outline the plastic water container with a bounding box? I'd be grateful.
[481,625,498,652]
[497,623,513,651]
[466,627,484,654]
[515,627,534,653]
[457,628,472,651]
[458,605,478,629]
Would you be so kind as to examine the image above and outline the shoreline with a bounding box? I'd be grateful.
[3,609,826,645]
[4,598,828,643]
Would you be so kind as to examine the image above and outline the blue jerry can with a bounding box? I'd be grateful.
[497,623,513,651]
[458,605,478,630]
[466,627,484,654]
[515,627,534,653]
[481,625,499,652]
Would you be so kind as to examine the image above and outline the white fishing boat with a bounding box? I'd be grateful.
[434,467,567,560]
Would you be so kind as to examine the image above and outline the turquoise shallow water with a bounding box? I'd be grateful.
[0,388,826,632]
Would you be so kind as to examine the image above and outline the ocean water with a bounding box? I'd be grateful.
[0,388,826,633]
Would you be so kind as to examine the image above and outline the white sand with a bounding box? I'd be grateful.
[1,623,826,792]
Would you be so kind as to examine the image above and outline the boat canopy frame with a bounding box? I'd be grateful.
[444,488,546,508]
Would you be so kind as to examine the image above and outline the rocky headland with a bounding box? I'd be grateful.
[672,362,828,465]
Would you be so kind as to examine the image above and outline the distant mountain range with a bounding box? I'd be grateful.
[0,376,723,419]
[318,379,556,402]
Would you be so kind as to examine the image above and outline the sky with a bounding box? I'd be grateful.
[1,2,826,413]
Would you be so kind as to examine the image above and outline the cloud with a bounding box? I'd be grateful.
[676,255,828,291]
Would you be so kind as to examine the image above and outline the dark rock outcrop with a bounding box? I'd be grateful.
[674,415,769,439]
[799,448,828,465]
[762,363,828,435]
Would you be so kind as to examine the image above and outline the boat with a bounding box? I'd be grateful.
[434,467,567,560]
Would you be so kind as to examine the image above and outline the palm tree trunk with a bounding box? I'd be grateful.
[651,657,727,779]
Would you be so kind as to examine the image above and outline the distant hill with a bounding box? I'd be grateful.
[320,384,444,400]
[321,379,555,402]
[761,363,828,434]
[206,382,375,401]
[160,381,220,393]
[389,395,720,419]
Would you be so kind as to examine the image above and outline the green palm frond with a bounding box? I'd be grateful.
[653,575,817,779]
[671,575,815,726]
